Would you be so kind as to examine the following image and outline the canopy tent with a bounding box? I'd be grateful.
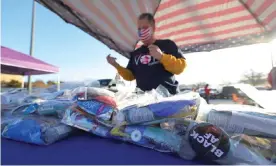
[36,0,276,58]
[1,46,59,75]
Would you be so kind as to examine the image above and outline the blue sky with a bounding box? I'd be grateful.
[2,0,275,85]
[2,0,129,82]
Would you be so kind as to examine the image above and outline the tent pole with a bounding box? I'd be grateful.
[238,0,267,31]
[27,0,36,94]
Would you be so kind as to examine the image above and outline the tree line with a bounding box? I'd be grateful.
[1,80,61,88]
[181,69,269,89]
[2,69,269,88]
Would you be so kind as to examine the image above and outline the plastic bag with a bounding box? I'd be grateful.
[72,87,117,107]
[113,86,201,126]
[1,94,42,112]
[62,107,111,137]
[77,100,117,122]
[198,104,276,138]
[158,118,272,165]
[0,89,29,105]
[72,87,115,99]
[61,106,182,153]
[1,115,73,145]
[115,85,167,110]
[113,98,199,126]
[230,135,276,163]
[60,104,272,164]
[110,125,182,153]
[10,100,75,118]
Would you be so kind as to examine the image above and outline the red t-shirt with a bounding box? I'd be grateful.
[204,87,210,95]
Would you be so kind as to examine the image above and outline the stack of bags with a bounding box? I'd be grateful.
[61,87,199,153]
[61,88,273,164]
[1,115,73,145]
[1,90,76,145]
[62,87,117,138]
[1,86,275,164]
[196,104,276,163]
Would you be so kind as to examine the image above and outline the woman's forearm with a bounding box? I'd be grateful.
[160,54,187,75]
[114,64,135,81]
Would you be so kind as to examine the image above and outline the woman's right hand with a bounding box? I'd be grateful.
[106,54,118,66]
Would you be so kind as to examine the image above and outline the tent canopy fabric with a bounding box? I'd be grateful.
[1,46,59,75]
[36,0,276,58]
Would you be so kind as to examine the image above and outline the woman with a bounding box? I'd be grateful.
[204,84,210,104]
[106,13,187,95]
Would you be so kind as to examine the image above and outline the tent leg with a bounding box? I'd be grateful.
[27,0,36,95]
[27,76,32,94]
[57,74,60,91]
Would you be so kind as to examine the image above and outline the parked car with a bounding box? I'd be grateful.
[97,79,113,87]
[179,87,192,92]
[198,88,205,97]
[198,88,220,99]
[219,86,239,99]
[255,86,269,91]
[96,79,127,93]
[210,89,220,99]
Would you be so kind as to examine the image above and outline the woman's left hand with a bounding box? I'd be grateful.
[148,45,163,60]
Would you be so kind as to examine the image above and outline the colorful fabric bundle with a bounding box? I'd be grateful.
[61,107,111,138]
[61,106,182,153]
[61,87,118,136]
[1,115,73,145]
[76,100,117,123]
[113,99,198,126]
[73,87,116,107]
[109,124,182,153]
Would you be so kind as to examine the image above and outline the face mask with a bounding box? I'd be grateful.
[138,27,153,43]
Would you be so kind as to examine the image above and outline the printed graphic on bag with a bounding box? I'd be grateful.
[77,100,116,121]
[188,123,230,160]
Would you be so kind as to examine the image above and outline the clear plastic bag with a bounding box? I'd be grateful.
[112,89,200,126]
[198,104,276,139]
[61,107,111,137]
[72,87,115,100]
[109,125,182,153]
[61,106,183,153]
[1,115,73,145]
[158,118,272,165]
[10,100,75,118]
[113,99,198,126]
[76,100,117,122]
